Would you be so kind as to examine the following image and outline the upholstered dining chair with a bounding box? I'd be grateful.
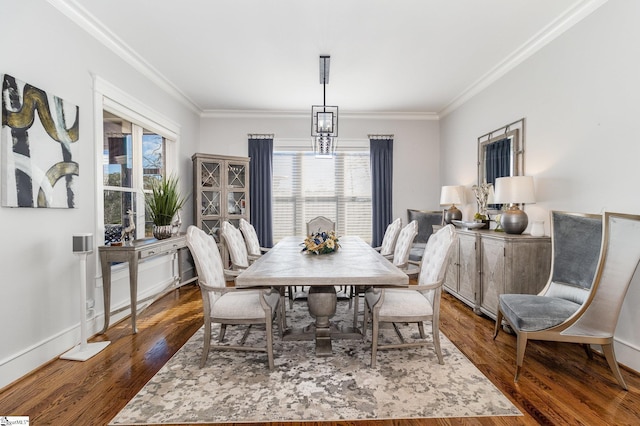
[220,221,250,278]
[374,217,402,260]
[186,225,281,369]
[290,216,339,307]
[494,211,640,390]
[363,224,456,367]
[306,215,335,235]
[239,218,269,261]
[391,220,419,271]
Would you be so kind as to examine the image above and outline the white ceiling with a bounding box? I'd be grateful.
[59,0,604,116]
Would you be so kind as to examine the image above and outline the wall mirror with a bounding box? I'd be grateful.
[477,118,525,211]
[477,118,525,186]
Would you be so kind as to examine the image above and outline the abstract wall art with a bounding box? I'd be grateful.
[1,74,79,208]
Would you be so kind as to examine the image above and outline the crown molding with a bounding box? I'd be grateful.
[48,0,201,114]
[200,109,439,121]
[439,0,609,118]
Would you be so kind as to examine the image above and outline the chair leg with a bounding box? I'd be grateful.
[494,308,503,339]
[371,314,379,368]
[432,321,443,365]
[200,319,212,368]
[514,334,528,382]
[583,343,594,360]
[219,324,227,342]
[266,315,275,370]
[362,297,369,339]
[602,343,628,390]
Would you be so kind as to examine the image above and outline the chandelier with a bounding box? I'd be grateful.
[311,55,338,158]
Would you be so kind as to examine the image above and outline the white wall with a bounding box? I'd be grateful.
[0,1,200,388]
[439,0,640,372]
[199,114,440,222]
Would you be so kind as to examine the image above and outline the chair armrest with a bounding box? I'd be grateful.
[373,246,382,252]
[260,247,271,253]
[247,254,261,262]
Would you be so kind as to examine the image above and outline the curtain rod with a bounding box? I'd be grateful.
[248,133,275,139]
[368,134,394,140]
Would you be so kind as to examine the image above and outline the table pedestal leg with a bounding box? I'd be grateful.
[307,286,337,356]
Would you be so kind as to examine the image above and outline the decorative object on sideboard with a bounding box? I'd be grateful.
[440,185,465,224]
[311,55,338,158]
[530,220,545,237]
[471,181,494,228]
[493,176,536,234]
[146,174,187,240]
[120,209,136,243]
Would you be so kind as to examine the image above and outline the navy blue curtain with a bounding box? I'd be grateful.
[370,138,393,247]
[485,138,511,185]
[248,138,273,247]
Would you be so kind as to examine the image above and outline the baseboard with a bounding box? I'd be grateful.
[0,275,174,390]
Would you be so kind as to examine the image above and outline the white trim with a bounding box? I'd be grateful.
[48,0,201,113]
[440,0,609,117]
[201,109,439,121]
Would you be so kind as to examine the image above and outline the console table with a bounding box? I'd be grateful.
[98,234,194,334]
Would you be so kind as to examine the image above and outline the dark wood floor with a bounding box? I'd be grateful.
[1,283,639,425]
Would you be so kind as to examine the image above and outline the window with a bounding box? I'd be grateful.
[95,77,179,246]
[102,111,171,243]
[272,142,372,243]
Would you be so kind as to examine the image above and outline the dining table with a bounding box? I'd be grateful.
[235,236,409,356]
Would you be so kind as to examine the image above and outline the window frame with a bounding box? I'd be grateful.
[93,76,181,249]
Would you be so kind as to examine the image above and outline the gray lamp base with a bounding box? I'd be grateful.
[500,205,528,234]
[444,206,462,224]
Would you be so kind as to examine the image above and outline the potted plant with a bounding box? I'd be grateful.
[146,174,187,239]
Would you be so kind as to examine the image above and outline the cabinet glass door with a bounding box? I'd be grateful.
[201,161,221,188]
[227,163,246,188]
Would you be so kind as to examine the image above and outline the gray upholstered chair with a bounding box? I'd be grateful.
[239,218,269,261]
[374,217,402,260]
[306,215,335,235]
[220,221,250,278]
[363,224,456,367]
[494,211,640,390]
[186,225,281,369]
[407,209,443,262]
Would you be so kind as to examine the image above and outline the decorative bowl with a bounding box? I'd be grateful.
[452,220,487,230]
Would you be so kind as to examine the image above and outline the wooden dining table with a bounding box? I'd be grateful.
[235,236,409,356]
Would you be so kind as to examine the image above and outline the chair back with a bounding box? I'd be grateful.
[392,220,418,268]
[565,212,640,336]
[186,226,226,309]
[543,211,602,305]
[379,217,402,256]
[418,224,456,286]
[221,221,250,269]
[306,216,335,235]
[239,218,261,257]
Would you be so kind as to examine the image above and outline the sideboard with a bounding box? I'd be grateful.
[444,228,551,319]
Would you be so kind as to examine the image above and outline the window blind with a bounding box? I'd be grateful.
[272,148,372,243]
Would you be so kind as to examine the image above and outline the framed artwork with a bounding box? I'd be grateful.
[1,74,79,208]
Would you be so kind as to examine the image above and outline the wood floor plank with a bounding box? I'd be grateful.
[0,283,638,425]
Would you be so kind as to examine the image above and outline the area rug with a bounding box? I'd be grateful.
[110,298,521,424]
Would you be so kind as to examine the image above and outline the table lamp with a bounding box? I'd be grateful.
[493,176,536,234]
[440,185,465,224]
[60,233,111,361]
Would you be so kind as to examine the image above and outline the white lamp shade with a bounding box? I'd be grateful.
[494,176,536,204]
[440,185,465,205]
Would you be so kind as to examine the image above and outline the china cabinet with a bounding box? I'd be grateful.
[192,153,250,264]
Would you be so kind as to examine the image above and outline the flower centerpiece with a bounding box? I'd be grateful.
[301,231,340,255]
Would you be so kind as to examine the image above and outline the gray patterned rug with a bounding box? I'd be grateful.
[110,297,521,424]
